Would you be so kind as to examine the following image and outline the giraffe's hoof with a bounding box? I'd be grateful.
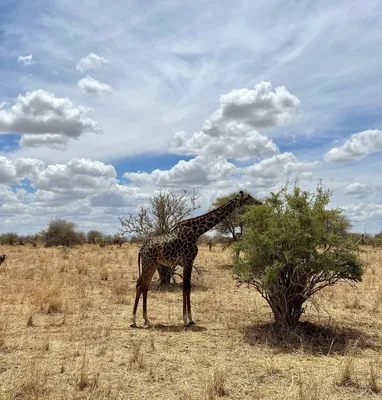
[130,323,137,328]
[188,321,196,326]
[143,321,151,329]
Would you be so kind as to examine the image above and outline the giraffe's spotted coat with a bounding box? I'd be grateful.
[130,192,262,327]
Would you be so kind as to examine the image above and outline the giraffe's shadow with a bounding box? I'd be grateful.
[151,281,209,293]
[149,323,207,333]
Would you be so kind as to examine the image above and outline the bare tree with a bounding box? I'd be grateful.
[119,187,200,284]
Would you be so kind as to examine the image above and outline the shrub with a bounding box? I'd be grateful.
[42,219,85,247]
[234,182,364,329]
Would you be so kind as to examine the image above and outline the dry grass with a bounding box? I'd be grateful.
[0,244,382,399]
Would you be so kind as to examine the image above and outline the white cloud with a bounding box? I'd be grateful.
[0,157,17,184]
[243,153,318,187]
[124,156,237,187]
[17,55,34,66]
[78,76,113,95]
[0,90,102,148]
[20,134,70,149]
[170,81,300,160]
[343,182,382,198]
[325,130,382,163]
[0,157,45,185]
[341,202,382,222]
[32,158,116,195]
[76,53,109,72]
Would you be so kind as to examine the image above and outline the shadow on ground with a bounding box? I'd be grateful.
[150,280,209,293]
[150,323,207,333]
[243,321,381,355]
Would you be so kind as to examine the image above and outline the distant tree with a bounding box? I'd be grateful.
[119,187,200,284]
[0,232,20,246]
[76,231,87,246]
[234,183,364,329]
[42,219,85,247]
[374,231,382,247]
[87,230,103,244]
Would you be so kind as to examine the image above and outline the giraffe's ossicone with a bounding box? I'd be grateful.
[130,191,262,328]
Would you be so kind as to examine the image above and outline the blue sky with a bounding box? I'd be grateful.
[1,0,382,235]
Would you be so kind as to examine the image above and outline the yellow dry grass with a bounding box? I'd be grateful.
[0,244,382,399]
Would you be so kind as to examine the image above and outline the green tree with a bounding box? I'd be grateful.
[0,232,20,245]
[234,183,364,329]
[374,231,382,247]
[42,219,85,247]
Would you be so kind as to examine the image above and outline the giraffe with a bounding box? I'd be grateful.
[130,191,262,328]
[0,254,7,265]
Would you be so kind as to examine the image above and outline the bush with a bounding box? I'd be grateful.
[234,183,364,329]
[0,232,20,245]
[42,219,86,247]
[87,230,103,244]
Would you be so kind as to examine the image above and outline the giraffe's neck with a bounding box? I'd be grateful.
[173,198,239,239]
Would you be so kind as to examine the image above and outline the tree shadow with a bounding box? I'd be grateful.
[243,321,381,355]
[150,323,207,333]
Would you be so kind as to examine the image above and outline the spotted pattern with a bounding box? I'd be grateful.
[130,192,262,327]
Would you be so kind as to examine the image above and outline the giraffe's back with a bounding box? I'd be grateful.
[140,232,197,268]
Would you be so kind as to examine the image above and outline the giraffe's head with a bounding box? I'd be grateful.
[238,191,262,207]
[0,254,7,265]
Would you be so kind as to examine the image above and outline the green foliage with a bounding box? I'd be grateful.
[234,182,364,329]
[0,232,20,245]
[374,231,382,247]
[210,192,245,241]
[42,219,86,247]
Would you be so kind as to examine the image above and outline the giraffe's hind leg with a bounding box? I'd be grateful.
[142,266,156,327]
[130,280,143,328]
[131,255,156,328]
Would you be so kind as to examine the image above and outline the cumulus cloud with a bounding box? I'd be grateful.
[325,130,382,163]
[20,134,70,149]
[343,182,382,198]
[0,156,44,184]
[78,76,113,95]
[32,158,116,195]
[243,153,318,187]
[170,81,300,160]
[0,90,102,148]
[0,157,17,184]
[89,185,146,208]
[17,55,34,66]
[341,202,382,222]
[124,156,237,187]
[172,128,278,162]
[76,53,109,72]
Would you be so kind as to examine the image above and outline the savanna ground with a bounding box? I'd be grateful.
[1,244,382,400]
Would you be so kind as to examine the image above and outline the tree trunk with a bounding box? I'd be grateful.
[157,264,172,285]
[268,293,305,329]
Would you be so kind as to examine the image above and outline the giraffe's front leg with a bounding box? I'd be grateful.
[183,265,194,326]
